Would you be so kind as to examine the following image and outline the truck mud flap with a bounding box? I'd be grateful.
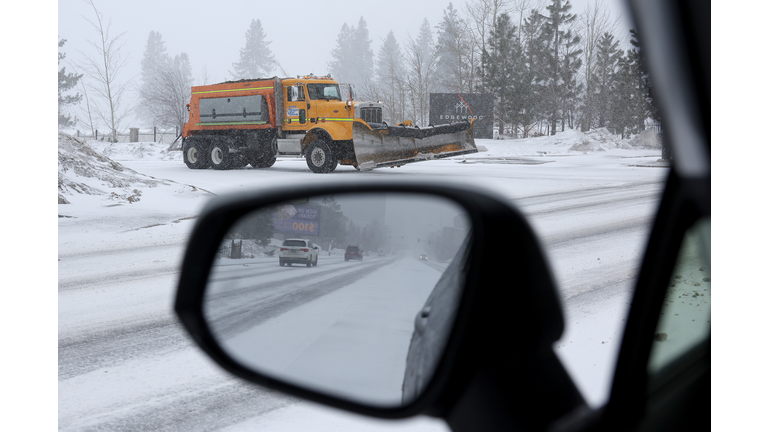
[352,120,478,170]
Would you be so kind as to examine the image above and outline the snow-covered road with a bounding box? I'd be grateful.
[58,133,667,431]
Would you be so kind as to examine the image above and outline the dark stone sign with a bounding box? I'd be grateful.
[429,93,494,139]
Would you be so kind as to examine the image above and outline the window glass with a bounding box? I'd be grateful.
[648,217,711,373]
[199,95,265,123]
[307,84,341,100]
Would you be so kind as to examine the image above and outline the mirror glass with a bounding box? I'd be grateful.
[203,193,471,407]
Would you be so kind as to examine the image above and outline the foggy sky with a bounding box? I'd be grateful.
[57,0,631,129]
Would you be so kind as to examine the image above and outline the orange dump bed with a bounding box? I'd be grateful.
[182,79,278,137]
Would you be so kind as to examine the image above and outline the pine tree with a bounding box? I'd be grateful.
[329,23,353,82]
[628,29,659,131]
[520,10,548,136]
[230,19,275,80]
[592,32,621,130]
[436,3,471,92]
[558,28,583,130]
[140,31,169,85]
[613,29,653,138]
[375,31,406,124]
[352,17,375,87]
[538,0,580,134]
[613,52,635,137]
[482,13,523,136]
[58,39,83,128]
[328,17,374,90]
[138,31,170,126]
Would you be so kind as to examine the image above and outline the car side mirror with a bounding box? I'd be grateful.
[175,182,581,420]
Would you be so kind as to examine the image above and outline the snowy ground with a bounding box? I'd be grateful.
[58,129,667,431]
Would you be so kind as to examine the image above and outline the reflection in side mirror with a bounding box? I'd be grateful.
[201,193,471,407]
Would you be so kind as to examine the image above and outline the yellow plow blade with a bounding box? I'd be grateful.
[352,119,478,170]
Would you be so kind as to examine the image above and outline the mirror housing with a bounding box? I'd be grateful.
[175,180,583,422]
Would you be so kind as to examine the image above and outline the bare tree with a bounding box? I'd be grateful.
[578,0,621,131]
[68,62,97,137]
[199,64,213,86]
[512,0,544,40]
[464,0,493,92]
[77,0,132,142]
[139,54,194,131]
[464,0,515,93]
[403,20,439,126]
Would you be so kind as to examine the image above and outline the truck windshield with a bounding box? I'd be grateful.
[307,84,341,101]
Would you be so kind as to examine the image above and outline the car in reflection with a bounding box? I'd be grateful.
[344,245,363,261]
[279,238,318,267]
[419,254,428,261]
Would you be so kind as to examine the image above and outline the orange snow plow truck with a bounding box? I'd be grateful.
[181,75,477,173]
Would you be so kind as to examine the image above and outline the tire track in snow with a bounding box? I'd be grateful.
[513,178,663,206]
[62,379,297,432]
[58,259,393,380]
[206,257,401,340]
[58,265,180,292]
[523,190,659,218]
[540,215,653,248]
[58,240,185,261]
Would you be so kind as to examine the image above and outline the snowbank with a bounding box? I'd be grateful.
[622,128,662,150]
[58,133,167,204]
[91,140,183,162]
[58,132,208,206]
[478,127,662,156]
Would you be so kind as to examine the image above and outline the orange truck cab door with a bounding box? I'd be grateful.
[283,84,308,130]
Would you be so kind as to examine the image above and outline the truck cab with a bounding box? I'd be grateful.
[279,75,381,171]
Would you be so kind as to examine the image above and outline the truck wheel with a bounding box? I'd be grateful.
[210,144,232,170]
[250,137,278,168]
[306,140,338,173]
[183,139,210,169]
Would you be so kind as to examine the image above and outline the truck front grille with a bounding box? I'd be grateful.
[360,107,382,124]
